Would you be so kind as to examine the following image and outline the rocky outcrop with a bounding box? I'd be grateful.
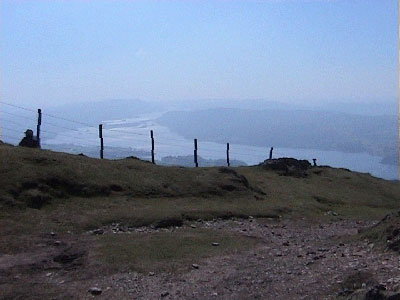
[259,157,312,177]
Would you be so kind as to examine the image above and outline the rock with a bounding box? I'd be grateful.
[212,242,220,246]
[148,272,155,276]
[155,218,183,229]
[318,248,329,252]
[161,291,169,297]
[54,241,61,246]
[192,264,200,269]
[326,211,339,216]
[190,224,197,229]
[88,287,102,295]
[260,157,311,177]
[93,229,104,235]
[50,232,56,237]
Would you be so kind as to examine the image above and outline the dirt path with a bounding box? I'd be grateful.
[1,218,399,300]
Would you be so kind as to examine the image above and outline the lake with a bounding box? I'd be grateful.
[41,113,398,181]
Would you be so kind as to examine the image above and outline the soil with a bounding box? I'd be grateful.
[1,218,399,300]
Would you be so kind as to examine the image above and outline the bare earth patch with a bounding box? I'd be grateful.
[1,218,399,300]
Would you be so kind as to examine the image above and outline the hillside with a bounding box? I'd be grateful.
[0,142,399,300]
[157,108,397,160]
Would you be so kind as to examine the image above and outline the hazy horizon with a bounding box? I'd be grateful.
[1,0,397,108]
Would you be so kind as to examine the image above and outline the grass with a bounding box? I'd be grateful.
[0,142,399,256]
[94,228,262,273]
[0,143,399,300]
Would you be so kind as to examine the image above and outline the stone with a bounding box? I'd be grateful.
[161,291,169,297]
[93,229,104,235]
[260,157,311,177]
[192,264,200,269]
[212,242,220,246]
[326,210,338,216]
[88,287,102,295]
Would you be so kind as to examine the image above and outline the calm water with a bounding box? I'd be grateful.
[42,113,398,181]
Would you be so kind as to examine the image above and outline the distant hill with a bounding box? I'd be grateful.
[157,108,397,161]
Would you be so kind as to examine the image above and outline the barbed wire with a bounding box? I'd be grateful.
[1,101,37,112]
[0,101,308,164]
[1,126,23,134]
[42,122,99,136]
[1,118,36,128]
[40,129,99,143]
[0,109,38,121]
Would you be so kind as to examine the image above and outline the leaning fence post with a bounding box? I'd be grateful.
[194,138,198,167]
[269,147,273,160]
[99,124,104,159]
[226,143,230,167]
[150,130,155,164]
[36,109,42,147]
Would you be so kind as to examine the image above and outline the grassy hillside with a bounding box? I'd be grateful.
[0,142,399,299]
[1,141,398,252]
[1,141,398,230]
[1,141,398,214]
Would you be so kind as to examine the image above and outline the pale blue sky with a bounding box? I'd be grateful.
[1,0,397,106]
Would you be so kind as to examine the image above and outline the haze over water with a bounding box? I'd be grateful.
[42,113,398,181]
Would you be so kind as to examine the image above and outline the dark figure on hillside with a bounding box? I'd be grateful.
[269,147,274,160]
[312,158,317,167]
[19,129,40,148]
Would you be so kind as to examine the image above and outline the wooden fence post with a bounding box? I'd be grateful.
[226,143,230,167]
[36,109,42,147]
[150,130,155,164]
[269,147,273,160]
[194,139,198,167]
[99,124,104,159]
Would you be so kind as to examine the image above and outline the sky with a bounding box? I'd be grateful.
[0,0,397,107]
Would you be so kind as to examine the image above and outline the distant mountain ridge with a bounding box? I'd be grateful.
[156,108,397,161]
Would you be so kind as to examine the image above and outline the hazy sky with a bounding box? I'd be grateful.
[1,0,397,107]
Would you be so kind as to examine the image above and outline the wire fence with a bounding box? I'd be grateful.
[0,101,298,167]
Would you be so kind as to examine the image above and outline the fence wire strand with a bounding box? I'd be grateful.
[0,101,302,164]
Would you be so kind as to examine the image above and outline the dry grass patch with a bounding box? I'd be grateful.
[94,228,262,273]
